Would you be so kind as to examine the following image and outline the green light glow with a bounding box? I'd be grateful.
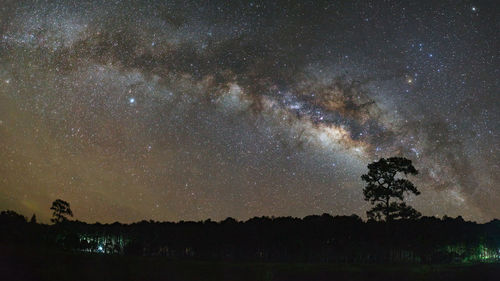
[444,243,500,263]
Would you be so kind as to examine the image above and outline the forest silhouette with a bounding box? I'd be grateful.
[1,157,499,265]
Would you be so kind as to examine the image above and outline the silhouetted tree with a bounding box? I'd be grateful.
[361,157,421,221]
[0,210,27,224]
[50,199,73,224]
[30,213,37,224]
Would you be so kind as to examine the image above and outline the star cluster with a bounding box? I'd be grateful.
[0,0,498,223]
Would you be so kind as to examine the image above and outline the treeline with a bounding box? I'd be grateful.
[1,210,499,264]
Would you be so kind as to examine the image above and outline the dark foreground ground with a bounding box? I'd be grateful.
[1,245,499,281]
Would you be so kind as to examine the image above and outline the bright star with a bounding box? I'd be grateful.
[129,97,135,104]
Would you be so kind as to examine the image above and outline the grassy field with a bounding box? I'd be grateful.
[1,245,499,281]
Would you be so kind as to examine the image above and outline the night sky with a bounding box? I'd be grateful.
[0,0,498,223]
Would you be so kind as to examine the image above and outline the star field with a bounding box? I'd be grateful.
[0,0,498,223]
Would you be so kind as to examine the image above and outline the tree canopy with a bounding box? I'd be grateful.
[361,157,421,221]
[50,199,73,224]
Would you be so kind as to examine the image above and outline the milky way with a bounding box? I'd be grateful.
[0,0,498,223]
